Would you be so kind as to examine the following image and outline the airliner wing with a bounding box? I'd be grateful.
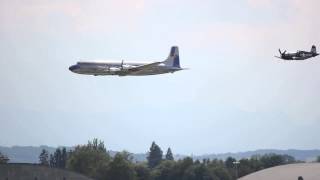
[127,62,162,72]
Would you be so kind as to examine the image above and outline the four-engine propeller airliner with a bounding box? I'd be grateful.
[275,45,319,60]
[69,46,186,76]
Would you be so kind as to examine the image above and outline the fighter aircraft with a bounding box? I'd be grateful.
[275,45,319,60]
[69,46,186,76]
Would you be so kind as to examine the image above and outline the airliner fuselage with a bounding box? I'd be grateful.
[69,46,185,76]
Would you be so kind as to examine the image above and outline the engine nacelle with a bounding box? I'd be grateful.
[109,67,121,72]
[122,64,134,69]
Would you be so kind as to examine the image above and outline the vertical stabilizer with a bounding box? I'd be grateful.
[311,45,317,54]
[163,46,180,68]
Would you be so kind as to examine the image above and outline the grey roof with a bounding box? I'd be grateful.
[0,163,93,180]
[239,163,320,180]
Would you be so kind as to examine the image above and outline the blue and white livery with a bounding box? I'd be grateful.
[69,46,186,76]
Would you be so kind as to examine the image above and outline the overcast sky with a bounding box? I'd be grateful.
[1,0,320,155]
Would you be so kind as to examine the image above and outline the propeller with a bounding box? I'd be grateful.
[120,60,133,70]
[278,49,286,57]
[108,60,123,72]
[120,60,124,70]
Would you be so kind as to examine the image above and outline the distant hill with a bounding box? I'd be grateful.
[0,146,59,163]
[192,149,320,162]
[1,146,319,163]
[0,146,144,163]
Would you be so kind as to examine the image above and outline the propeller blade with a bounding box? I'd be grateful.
[121,60,124,70]
[283,50,286,55]
[279,49,282,55]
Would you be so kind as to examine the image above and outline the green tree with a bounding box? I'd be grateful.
[238,159,253,178]
[67,138,111,179]
[249,155,263,172]
[147,142,163,168]
[225,157,236,169]
[209,166,232,180]
[224,157,237,179]
[151,160,175,180]
[49,154,55,167]
[0,151,9,164]
[234,154,295,178]
[39,149,49,166]
[105,151,136,180]
[170,157,193,179]
[182,163,208,180]
[134,163,151,180]
[61,147,68,168]
[49,147,68,168]
[165,148,174,161]
[260,154,285,168]
[55,148,62,167]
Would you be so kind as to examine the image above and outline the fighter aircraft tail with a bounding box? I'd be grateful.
[311,45,317,54]
[163,46,180,68]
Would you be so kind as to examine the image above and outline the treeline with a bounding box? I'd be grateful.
[39,147,68,168]
[35,139,301,180]
[0,151,9,164]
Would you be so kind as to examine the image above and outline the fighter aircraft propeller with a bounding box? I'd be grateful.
[278,49,286,57]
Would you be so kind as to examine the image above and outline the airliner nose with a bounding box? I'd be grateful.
[69,65,78,72]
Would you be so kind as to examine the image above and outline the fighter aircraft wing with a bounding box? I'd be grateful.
[127,62,162,72]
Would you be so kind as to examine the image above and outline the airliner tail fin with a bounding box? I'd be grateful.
[163,46,180,68]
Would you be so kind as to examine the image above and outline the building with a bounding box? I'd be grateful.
[0,163,93,180]
[239,163,320,180]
